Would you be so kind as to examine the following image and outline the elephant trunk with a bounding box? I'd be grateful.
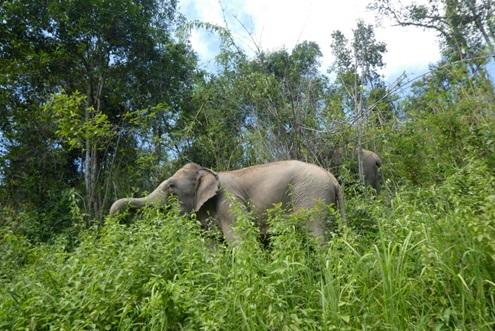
[109,186,168,215]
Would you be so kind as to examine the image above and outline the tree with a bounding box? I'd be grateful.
[370,0,495,64]
[244,41,327,161]
[330,21,389,184]
[0,0,197,222]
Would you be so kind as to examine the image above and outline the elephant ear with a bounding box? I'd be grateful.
[195,168,219,211]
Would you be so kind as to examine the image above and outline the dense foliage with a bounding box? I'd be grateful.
[1,0,494,329]
[1,155,494,329]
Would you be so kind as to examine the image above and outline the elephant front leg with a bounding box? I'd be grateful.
[215,199,241,246]
[218,217,240,246]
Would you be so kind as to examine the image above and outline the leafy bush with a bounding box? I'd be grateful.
[0,159,493,330]
[0,189,85,245]
[378,93,495,187]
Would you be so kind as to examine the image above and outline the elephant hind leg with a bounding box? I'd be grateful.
[293,197,329,244]
[305,212,327,244]
[291,179,335,244]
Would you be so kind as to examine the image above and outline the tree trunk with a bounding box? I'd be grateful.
[354,59,365,186]
[83,68,105,222]
[84,127,92,224]
[467,1,495,59]
[84,80,94,224]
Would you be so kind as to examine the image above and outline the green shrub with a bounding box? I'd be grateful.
[0,189,85,245]
[377,93,495,188]
[0,158,493,330]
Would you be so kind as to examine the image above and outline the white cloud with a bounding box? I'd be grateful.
[378,25,440,78]
[179,0,441,80]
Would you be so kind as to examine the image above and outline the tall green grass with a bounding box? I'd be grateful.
[1,159,494,330]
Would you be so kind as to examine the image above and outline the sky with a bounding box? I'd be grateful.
[179,0,442,83]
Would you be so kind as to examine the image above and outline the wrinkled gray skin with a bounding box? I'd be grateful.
[358,148,382,192]
[110,160,345,244]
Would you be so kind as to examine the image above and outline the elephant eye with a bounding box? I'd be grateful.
[161,182,175,193]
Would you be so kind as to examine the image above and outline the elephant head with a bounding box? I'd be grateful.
[109,163,220,215]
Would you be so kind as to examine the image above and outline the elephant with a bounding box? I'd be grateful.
[110,160,345,244]
[358,148,382,192]
[329,147,382,192]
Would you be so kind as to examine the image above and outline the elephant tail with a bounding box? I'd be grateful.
[336,185,346,220]
[376,158,382,168]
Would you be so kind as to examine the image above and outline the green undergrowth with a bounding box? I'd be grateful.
[1,159,494,330]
